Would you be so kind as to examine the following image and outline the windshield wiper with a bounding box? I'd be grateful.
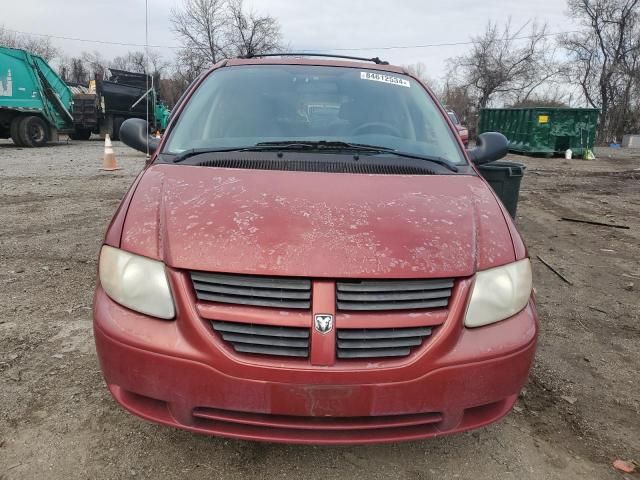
[172,146,262,163]
[256,141,459,172]
[255,140,390,152]
[171,141,379,163]
[373,150,459,172]
[172,141,458,172]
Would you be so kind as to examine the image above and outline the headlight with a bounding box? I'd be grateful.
[99,245,175,319]
[464,259,532,328]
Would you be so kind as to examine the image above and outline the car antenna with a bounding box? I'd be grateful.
[242,52,390,65]
[144,0,150,160]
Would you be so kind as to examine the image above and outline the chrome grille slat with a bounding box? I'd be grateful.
[337,289,451,302]
[337,279,454,292]
[212,321,310,358]
[213,321,309,338]
[191,272,310,290]
[194,283,311,300]
[337,299,449,311]
[221,333,309,348]
[233,343,309,357]
[337,278,454,311]
[196,293,309,309]
[337,337,422,349]
[337,327,432,339]
[191,271,311,309]
[338,347,411,358]
[337,327,433,359]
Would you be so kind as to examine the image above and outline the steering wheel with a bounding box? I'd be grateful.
[351,122,402,138]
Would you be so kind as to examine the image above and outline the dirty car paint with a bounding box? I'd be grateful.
[120,164,515,278]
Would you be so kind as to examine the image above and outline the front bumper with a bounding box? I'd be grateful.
[93,273,538,445]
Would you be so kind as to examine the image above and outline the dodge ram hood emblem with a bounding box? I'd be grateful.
[314,314,333,334]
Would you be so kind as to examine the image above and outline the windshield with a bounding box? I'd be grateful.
[164,65,467,165]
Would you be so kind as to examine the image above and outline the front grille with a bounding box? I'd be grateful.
[191,272,311,309]
[336,278,454,311]
[212,321,310,358]
[337,327,433,359]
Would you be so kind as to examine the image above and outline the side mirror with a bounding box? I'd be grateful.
[119,118,160,155]
[467,132,509,165]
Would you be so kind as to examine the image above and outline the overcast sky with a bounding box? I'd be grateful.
[2,0,573,79]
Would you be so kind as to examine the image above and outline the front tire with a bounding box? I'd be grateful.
[10,116,25,147]
[18,116,49,147]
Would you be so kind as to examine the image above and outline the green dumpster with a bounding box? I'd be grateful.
[478,108,600,157]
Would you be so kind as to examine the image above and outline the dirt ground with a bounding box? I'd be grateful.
[0,138,638,480]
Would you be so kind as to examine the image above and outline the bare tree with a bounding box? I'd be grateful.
[81,51,109,79]
[509,96,569,108]
[110,50,169,100]
[171,0,230,67]
[158,77,190,108]
[405,62,438,88]
[441,82,475,124]
[449,20,557,109]
[226,0,282,57]
[0,25,59,61]
[111,52,147,73]
[59,57,90,85]
[111,50,167,78]
[562,0,640,142]
[170,0,282,77]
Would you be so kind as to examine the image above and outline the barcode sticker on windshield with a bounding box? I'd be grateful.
[361,72,410,87]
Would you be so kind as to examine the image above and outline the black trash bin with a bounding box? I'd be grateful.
[477,161,526,219]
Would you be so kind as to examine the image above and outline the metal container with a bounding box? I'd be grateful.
[479,107,600,157]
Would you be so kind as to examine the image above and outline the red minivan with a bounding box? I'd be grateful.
[94,55,537,445]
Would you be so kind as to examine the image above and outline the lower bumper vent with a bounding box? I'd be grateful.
[212,321,310,358]
[191,406,444,439]
[337,327,433,359]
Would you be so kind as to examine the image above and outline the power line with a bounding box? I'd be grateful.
[3,27,182,50]
[3,26,581,53]
[302,30,583,52]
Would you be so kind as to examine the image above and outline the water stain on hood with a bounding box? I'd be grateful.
[121,164,515,278]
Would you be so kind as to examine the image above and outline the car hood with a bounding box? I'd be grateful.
[120,164,515,278]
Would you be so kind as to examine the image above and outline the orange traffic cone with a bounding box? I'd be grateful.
[101,134,120,171]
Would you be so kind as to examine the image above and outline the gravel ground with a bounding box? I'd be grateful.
[0,138,638,479]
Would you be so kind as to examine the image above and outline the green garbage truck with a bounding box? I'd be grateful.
[0,46,170,147]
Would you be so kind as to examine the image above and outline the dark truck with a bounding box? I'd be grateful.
[0,46,169,147]
[70,69,170,141]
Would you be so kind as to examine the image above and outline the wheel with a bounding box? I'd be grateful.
[10,116,25,147]
[18,116,49,147]
[69,128,92,141]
